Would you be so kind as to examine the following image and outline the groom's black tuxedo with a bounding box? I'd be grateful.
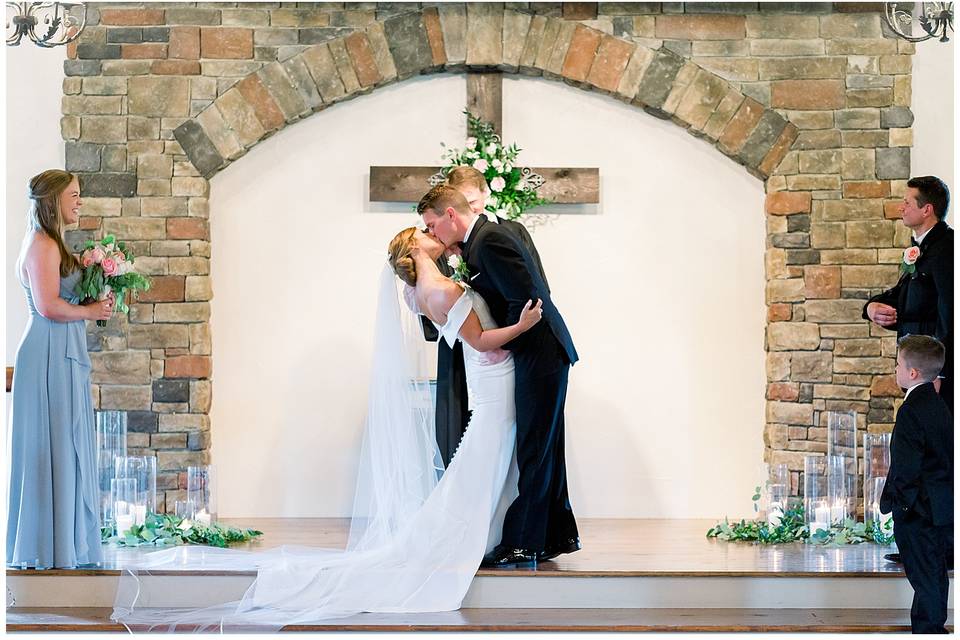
[431,216,552,467]
[461,215,579,552]
[463,217,578,371]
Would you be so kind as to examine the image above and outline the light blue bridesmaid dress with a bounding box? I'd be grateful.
[7,269,102,569]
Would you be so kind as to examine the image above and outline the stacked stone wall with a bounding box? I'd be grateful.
[62,2,911,507]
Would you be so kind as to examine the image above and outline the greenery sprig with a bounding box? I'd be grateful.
[706,487,896,546]
[101,512,263,548]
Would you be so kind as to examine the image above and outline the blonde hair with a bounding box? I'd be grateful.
[445,165,487,192]
[28,169,80,277]
[388,226,418,287]
[416,184,470,218]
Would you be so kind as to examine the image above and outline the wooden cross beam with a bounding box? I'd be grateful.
[369,72,599,206]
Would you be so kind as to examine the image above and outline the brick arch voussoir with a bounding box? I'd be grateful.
[174,7,797,184]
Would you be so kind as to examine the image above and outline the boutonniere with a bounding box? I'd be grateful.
[447,254,471,283]
[900,245,920,276]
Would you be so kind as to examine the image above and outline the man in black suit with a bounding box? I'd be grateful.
[864,176,953,412]
[419,185,579,568]
[428,167,551,468]
[880,335,953,634]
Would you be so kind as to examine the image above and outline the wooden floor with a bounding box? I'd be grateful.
[8,519,956,632]
[5,606,947,632]
[8,517,908,578]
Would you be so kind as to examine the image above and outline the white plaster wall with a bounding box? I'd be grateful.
[5,45,67,366]
[209,74,767,519]
[911,37,954,185]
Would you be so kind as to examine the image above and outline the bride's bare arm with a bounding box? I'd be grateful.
[426,283,542,353]
[458,299,542,353]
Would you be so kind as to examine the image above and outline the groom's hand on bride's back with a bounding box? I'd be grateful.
[476,348,509,366]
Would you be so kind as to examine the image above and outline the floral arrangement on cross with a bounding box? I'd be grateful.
[436,111,549,221]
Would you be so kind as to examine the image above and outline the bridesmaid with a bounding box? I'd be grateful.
[7,170,112,568]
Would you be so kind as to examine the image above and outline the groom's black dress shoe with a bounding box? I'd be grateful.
[537,537,581,562]
[481,546,537,569]
[883,553,902,564]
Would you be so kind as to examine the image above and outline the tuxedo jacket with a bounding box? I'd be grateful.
[461,216,578,373]
[423,215,552,466]
[880,382,954,526]
[863,220,954,381]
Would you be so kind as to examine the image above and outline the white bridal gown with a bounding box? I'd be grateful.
[112,285,519,630]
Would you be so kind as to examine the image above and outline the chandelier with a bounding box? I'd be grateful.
[884,2,953,42]
[6,2,85,47]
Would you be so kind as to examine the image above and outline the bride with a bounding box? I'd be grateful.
[111,227,542,630]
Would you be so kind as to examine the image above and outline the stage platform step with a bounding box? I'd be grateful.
[6,606,952,632]
[6,519,953,623]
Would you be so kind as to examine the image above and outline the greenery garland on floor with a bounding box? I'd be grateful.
[101,512,263,548]
[706,486,895,546]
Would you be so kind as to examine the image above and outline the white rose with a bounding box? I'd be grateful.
[492,159,503,171]
[485,143,497,155]
[465,137,477,150]
[504,164,512,173]
[490,176,506,192]
[447,255,462,270]
[473,158,488,173]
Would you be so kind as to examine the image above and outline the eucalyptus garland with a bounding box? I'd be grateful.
[101,512,263,549]
[706,487,895,546]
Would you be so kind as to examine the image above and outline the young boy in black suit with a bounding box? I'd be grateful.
[880,335,954,633]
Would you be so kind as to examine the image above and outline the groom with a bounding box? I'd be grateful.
[418,185,580,568]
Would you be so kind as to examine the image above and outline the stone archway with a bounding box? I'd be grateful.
[173,8,797,182]
[65,3,911,508]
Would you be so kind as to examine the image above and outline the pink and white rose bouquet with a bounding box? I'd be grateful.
[75,235,151,326]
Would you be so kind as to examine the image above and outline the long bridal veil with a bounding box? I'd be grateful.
[112,264,444,631]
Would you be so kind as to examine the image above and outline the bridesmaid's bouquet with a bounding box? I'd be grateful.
[75,235,151,326]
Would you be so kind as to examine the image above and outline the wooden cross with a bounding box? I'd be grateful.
[369,72,599,205]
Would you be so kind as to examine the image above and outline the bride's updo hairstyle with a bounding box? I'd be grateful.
[388,226,418,287]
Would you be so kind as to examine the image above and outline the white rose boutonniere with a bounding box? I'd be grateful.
[900,245,920,276]
[447,254,471,283]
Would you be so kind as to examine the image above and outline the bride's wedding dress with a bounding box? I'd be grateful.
[111,269,518,631]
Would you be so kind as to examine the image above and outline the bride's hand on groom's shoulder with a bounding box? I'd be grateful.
[517,299,543,331]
